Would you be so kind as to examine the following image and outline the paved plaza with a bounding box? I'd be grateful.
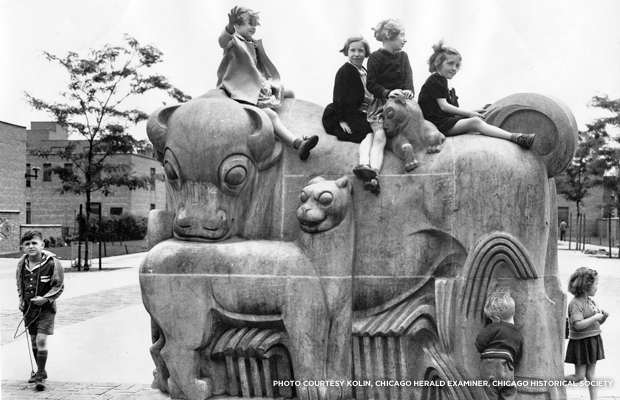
[1,243,619,399]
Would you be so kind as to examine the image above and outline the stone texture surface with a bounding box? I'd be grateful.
[140,90,577,400]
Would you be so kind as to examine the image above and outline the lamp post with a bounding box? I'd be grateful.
[25,166,41,179]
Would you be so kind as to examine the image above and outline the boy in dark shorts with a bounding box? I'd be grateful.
[475,287,523,400]
[16,230,64,391]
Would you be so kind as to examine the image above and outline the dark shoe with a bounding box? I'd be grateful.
[297,135,319,160]
[34,373,46,391]
[28,371,46,383]
[352,164,377,181]
[514,133,535,149]
[364,178,381,195]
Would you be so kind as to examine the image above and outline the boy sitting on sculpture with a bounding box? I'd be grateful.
[217,6,319,161]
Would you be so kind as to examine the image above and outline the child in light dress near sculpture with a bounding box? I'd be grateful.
[217,6,318,160]
[565,267,609,400]
[352,18,415,195]
[475,287,523,400]
[418,41,535,149]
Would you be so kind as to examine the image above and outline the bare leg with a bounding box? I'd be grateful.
[565,363,586,382]
[358,133,373,165]
[263,108,296,146]
[585,363,597,400]
[369,127,387,172]
[448,117,512,140]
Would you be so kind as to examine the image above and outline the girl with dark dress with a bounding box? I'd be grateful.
[418,41,535,149]
[322,35,373,145]
[564,267,608,400]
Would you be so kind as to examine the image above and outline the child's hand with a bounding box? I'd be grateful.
[227,6,243,31]
[601,310,610,323]
[30,296,48,306]
[339,121,352,134]
[467,110,485,119]
[389,89,404,98]
[402,90,414,99]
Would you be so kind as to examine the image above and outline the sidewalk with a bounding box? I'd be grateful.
[1,247,619,399]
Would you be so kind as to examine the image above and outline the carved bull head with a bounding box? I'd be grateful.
[146,90,282,242]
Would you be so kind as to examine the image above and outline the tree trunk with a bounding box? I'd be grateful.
[84,189,90,271]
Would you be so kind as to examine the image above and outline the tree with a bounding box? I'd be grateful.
[25,34,190,270]
[555,130,597,222]
[584,95,620,255]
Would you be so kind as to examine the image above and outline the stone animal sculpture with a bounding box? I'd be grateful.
[141,89,577,400]
[141,91,355,400]
[382,95,446,172]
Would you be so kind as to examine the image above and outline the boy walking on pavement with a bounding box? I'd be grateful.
[16,230,65,391]
[475,287,523,400]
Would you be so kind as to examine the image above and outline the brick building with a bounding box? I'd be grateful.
[0,121,27,253]
[555,181,618,244]
[25,122,166,237]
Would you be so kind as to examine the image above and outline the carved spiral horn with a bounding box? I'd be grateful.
[243,105,283,171]
[483,93,578,178]
[146,104,181,162]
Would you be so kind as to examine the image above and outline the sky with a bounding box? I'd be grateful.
[1,0,619,140]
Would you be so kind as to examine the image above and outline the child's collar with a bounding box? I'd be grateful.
[379,47,400,55]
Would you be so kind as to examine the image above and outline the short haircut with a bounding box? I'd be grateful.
[339,35,371,58]
[21,230,43,244]
[427,40,462,73]
[372,19,403,42]
[567,267,598,296]
[483,287,515,322]
[233,8,260,26]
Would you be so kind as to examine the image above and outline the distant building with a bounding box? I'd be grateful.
[24,122,166,238]
[0,121,27,253]
[556,184,618,245]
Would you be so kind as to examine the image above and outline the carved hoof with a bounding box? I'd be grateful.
[427,144,443,154]
[168,378,184,399]
[152,369,169,393]
[167,377,213,400]
[404,159,419,172]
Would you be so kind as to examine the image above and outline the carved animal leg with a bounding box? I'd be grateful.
[283,278,337,400]
[150,319,170,393]
[386,135,419,172]
[325,295,352,400]
[161,343,213,400]
[401,143,419,172]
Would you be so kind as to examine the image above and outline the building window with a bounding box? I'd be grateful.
[150,203,156,210]
[43,163,52,182]
[26,164,31,188]
[110,207,123,215]
[26,202,31,224]
[150,168,156,190]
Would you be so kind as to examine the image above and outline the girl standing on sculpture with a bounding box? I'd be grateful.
[217,6,318,160]
[322,35,373,144]
[564,267,609,400]
[418,41,535,149]
[353,19,414,195]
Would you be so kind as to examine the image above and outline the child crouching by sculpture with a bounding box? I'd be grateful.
[475,287,523,400]
[418,41,536,149]
[217,6,319,160]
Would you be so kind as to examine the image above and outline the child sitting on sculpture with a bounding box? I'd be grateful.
[418,41,535,149]
[564,267,608,400]
[352,18,415,195]
[216,6,318,160]
[475,287,523,400]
